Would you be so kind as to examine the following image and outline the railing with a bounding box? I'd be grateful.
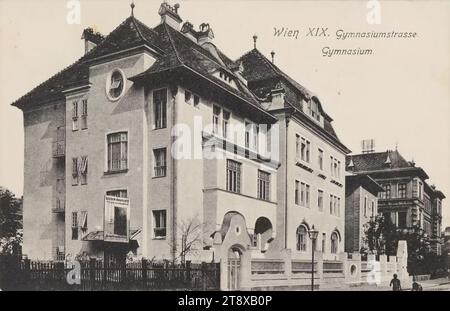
[52,141,65,158]
[0,256,220,291]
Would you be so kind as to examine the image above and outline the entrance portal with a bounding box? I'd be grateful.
[227,246,242,290]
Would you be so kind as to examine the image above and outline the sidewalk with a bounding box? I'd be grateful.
[321,278,450,291]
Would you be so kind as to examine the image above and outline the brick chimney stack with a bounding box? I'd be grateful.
[159,2,182,30]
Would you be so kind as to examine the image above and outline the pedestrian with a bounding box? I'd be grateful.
[390,273,402,291]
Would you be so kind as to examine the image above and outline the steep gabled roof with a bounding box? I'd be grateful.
[12,16,164,109]
[237,48,346,148]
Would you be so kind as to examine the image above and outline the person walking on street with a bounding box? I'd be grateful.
[390,274,402,291]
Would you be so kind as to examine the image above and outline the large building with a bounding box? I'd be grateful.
[13,2,349,265]
[346,149,445,255]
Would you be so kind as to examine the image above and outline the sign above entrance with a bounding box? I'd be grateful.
[104,195,130,243]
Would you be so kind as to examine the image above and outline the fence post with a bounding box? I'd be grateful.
[142,258,147,288]
[201,262,207,291]
[186,260,191,288]
[24,258,31,289]
[89,258,95,289]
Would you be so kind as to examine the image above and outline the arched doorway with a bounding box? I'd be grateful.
[227,245,243,290]
[253,217,273,252]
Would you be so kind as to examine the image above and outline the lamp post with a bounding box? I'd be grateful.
[308,225,319,291]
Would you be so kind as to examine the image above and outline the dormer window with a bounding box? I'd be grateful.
[306,98,321,123]
[106,69,126,101]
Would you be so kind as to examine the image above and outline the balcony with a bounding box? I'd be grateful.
[52,197,65,213]
[52,127,65,158]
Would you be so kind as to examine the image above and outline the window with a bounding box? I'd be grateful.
[296,226,307,252]
[398,183,407,198]
[305,184,310,208]
[153,210,167,239]
[398,211,407,228]
[245,121,250,149]
[418,182,423,200]
[331,232,339,254]
[72,157,78,185]
[153,89,167,129]
[337,160,341,179]
[72,101,78,131]
[222,110,230,139]
[412,179,418,198]
[379,184,391,199]
[295,135,300,159]
[371,201,375,217]
[330,156,334,177]
[318,190,324,211]
[108,70,125,100]
[337,197,341,216]
[193,94,200,107]
[253,124,259,152]
[330,195,333,214]
[185,90,192,103]
[107,132,128,172]
[295,180,299,205]
[106,189,128,198]
[80,211,88,231]
[71,212,78,240]
[81,99,88,129]
[300,182,306,206]
[79,156,88,185]
[226,160,241,193]
[212,105,221,134]
[300,137,310,163]
[153,148,167,177]
[257,170,270,201]
[322,233,326,253]
[364,196,368,217]
[318,149,324,170]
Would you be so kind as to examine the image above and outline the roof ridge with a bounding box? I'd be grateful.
[163,23,184,66]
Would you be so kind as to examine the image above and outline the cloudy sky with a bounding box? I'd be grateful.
[1,0,449,226]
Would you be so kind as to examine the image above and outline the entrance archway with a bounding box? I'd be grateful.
[227,245,244,290]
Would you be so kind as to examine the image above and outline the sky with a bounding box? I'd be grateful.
[0,0,449,226]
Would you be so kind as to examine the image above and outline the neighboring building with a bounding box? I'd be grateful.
[345,174,383,253]
[12,2,349,264]
[346,149,446,254]
[443,227,450,256]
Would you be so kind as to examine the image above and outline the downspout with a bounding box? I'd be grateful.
[171,85,178,263]
[284,115,290,249]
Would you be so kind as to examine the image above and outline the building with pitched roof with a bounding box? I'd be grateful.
[13,2,350,272]
[346,149,445,255]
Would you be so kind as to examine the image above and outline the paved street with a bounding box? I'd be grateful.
[321,278,450,291]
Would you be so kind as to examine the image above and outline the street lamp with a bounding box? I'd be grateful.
[308,225,319,291]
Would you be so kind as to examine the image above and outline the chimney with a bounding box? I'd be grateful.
[181,21,197,42]
[268,82,285,110]
[197,23,214,45]
[159,2,182,31]
[81,27,104,54]
[361,139,375,154]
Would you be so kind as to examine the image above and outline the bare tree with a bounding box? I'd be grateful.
[169,215,204,265]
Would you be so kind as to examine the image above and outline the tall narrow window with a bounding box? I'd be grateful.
[81,99,88,129]
[72,157,78,185]
[193,94,200,107]
[305,184,310,208]
[322,233,326,253]
[226,160,241,193]
[153,210,167,239]
[300,137,310,162]
[398,183,407,198]
[371,201,375,217]
[418,182,423,200]
[296,226,307,252]
[330,156,334,177]
[384,184,391,199]
[337,160,341,179]
[364,196,368,217]
[295,134,300,159]
[337,197,341,216]
[71,212,78,240]
[184,90,192,103]
[253,124,259,152]
[79,156,88,185]
[222,110,230,139]
[331,232,339,254]
[412,179,418,198]
[318,190,324,211]
[212,105,221,134]
[300,182,306,206]
[245,121,250,149]
[72,101,78,131]
[153,148,167,177]
[318,149,324,170]
[295,180,299,205]
[154,89,167,129]
[107,132,128,172]
[257,170,270,201]
[329,195,333,214]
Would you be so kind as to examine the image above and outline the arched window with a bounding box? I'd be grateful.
[331,232,339,254]
[296,226,307,252]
